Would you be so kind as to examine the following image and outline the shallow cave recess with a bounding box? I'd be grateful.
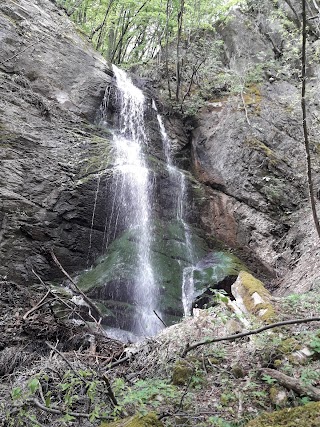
[193,275,238,311]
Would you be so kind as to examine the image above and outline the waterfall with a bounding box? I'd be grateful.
[156,113,195,316]
[100,65,162,336]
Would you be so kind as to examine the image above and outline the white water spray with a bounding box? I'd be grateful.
[99,66,162,336]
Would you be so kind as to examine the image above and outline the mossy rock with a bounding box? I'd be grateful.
[231,271,275,322]
[77,220,211,329]
[172,360,193,386]
[244,136,278,165]
[245,401,320,426]
[193,251,247,301]
[277,338,302,356]
[101,413,164,427]
[269,386,287,407]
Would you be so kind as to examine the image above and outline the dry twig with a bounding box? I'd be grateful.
[50,250,103,321]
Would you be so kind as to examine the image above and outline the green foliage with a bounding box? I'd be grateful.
[56,0,243,109]
[282,288,320,317]
[208,416,238,427]
[261,374,277,385]
[5,369,113,426]
[113,378,178,413]
[300,366,320,387]
[309,333,320,354]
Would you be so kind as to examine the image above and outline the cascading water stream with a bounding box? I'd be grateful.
[99,65,162,336]
[156,112,195,316]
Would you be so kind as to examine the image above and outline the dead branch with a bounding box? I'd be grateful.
[32,268,85,321]
[50,250,103,321]
[106,354,133,370]
[260,368,320,401]
[153,310,167,327]
[25,397,112,420]
[178,370,194,411]
[102,374,118,406]
[240,88,251,126]
[181,317,320,357]
[22,290,52,320]
[46,341,84,381]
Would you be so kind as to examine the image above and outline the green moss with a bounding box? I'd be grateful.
[172,361,193,386]
[246,401,320,426]
[269,386,287,407]
[236,271,275,322]
[101,413,164,427]
[231,363,245,379]
[76,135,114,184]
[277,338,301,355]
[244,136,279,165]
[193,252,247,298]
[260,177,289,205]
[243,84,262,114]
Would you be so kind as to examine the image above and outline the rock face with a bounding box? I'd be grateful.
[0,0,115,283]
[191,1,320,295]
[1,0,320,332]
[0,0,242,332]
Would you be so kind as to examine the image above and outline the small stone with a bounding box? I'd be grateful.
[269,386,288,407]
[231,363,245,378]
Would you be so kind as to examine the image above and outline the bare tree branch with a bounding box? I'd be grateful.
[50,250,103,321]
[181,317,320,357]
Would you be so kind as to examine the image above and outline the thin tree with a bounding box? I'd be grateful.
[175,0,185,102]
[301,0,320,239]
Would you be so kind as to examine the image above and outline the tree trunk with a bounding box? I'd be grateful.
[175,0,185,102]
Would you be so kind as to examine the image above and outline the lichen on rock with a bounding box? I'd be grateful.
[246,401,320,427]
[231,271,275,322]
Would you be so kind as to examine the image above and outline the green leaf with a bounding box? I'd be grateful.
[62,414,76,422]
[60,382,71,391]
[11,387,22,400]
[45,393,51,408]
[28,378,40,394]
[261,374,277,385]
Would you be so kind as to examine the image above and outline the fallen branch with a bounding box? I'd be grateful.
[23,290,52,320]
[102,374,118,406]
[25,397,112,420]
[46,341,84,381]
[260,368,320,401]
[50,250,103,321]
[181,317,320,357]
[106,354,132,369]
[153,310,167,327]
[32,268,85,321]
